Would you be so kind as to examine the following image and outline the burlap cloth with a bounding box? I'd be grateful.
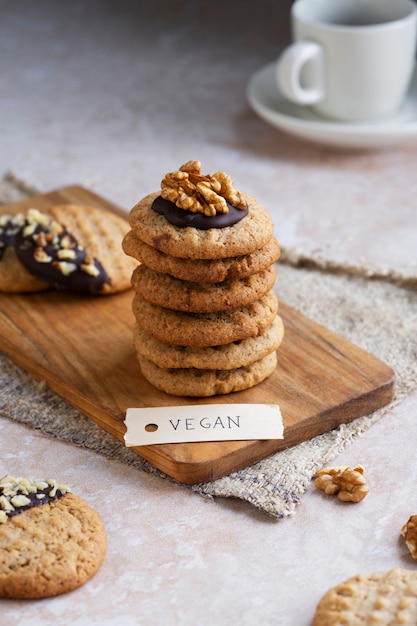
[1,172,416,518]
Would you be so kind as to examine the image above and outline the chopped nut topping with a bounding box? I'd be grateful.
[34,247,53,263]
[0,475,71,523]
[52,261,77,275]
[57,248,77,260]
[81,262,100,277]
[313,465,370,503]
[0,213,25,229]
[11,494,31,508]
[60,234,75,249]
[26,208,52,226]
[3,207,108,291]
[160,160,246,217]
[402,516,417,559]
[23,223,37,237]
[0,495,15,511]
[17,208,103,281]
[34,232,48,247]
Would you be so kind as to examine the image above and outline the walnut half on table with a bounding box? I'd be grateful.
[313,465,370,503]
[402,516,417,559]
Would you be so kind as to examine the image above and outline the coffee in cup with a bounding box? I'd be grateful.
[276,0,417,121]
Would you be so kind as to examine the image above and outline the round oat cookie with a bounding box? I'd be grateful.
[133,315,284,369]
[132,290,279,347]
[123,229,280,283]
[128,192,274,260]
[131,264,277,312]
[137,350,277,396]
[0,491,106,599]
[313,568,417,626]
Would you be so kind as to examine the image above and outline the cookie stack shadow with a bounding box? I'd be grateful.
[123,193,284,397]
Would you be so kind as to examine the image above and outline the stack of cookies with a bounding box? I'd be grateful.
[123,161,284,397]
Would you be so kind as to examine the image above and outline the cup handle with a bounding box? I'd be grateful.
[276,41,325,105]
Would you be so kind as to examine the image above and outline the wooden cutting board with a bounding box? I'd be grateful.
[0,186,395,484]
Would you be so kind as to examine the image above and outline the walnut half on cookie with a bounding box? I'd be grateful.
[160,160,247,216]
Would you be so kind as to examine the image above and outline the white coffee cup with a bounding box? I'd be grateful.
[276,0,417,121]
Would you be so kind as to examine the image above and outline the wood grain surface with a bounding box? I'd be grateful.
[0,186,395,483]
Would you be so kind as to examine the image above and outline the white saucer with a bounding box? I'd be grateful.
[247,62,417,149]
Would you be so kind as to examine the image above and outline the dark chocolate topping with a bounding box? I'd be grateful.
[14,216,110,293]
[152,195,248,230]
[4,487,68,519]
[0,476,71,523]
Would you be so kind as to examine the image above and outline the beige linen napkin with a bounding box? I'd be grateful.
[1,172,416,518]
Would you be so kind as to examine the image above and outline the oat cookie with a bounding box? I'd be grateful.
[131,264,277,312]
[0,476,106,599]
[129,192,274,260]
[132,290,279,347]
[137,351,277,396]
[313,568,417,626]
[133,315,284,370]
[123,230,280,283]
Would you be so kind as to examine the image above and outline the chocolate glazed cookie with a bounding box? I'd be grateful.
[0,476,106,599]
[128,192,274,259]
[0,204,137,294]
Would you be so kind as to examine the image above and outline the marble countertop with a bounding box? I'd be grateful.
[1,1,417,624]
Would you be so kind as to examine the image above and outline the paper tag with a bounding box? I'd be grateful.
[124,404,283,446]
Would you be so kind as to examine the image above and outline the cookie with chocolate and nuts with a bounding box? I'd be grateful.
[137,351,277,397]
[13,205,137,294]
[0,475,106,599]
[133,315,284,370]
[129,191,274,260]
[131,264,277,312]
[123,230,280,283]
[0,204,137,294]
[132,290,279,348]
